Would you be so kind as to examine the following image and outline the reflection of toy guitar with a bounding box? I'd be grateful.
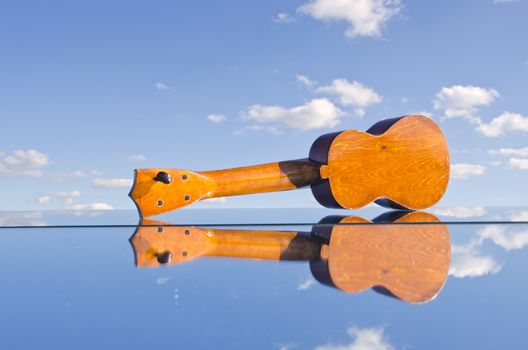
[129,115,449,217]
[130,211,451,303]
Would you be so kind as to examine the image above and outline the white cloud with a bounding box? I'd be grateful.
[401,97,409,103]
[449,250,502,278]
[90,170,103,176]
[274,13,295,23]
[35,190,81,206]
[297,277,317,290]
[511,211,528,222]
[127,154,146,162]
[201,197,227,204]
[298,0,402,38]
[508,158,528,170]
[476,112,528,137]
[478,225,528,251]
[316,79,382,117]
[70,203,114,211]
[92,178,133,189]
[296,74,317,88]
[36,196,52,205]
[241,98,343,131]
[493,0,518,3]
[52,170,87,182]
[233,125,283,136]
[207,114,228,123]
[0,149,49,177]
[315,327,394,350]
[489,147,528,157]
[433,85,499,123]
[432,206,486,218]
[155,81,170,90]
[451,163,486,179]
[0,211,46,226]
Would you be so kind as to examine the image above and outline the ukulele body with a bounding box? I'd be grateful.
[310,115,450,210]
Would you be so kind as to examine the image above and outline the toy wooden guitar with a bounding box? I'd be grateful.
[130,211,451,303]
[130,115,450,217]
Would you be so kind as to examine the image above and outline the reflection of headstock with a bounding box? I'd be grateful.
[129,211,451,303]
[311,211,451,303]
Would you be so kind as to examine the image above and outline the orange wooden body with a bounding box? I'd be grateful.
[130,211,450,303]
[130,115,450,217]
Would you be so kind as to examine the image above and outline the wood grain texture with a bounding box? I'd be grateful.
[325,115,450,210]
[322,211,450,303]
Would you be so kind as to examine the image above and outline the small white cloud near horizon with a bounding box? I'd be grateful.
[511,211,528,222]
[451,163,486,179]
[476,112,528,138]
[0,149,49,177]
[433,85,499,123]
[52,170,87,182]
[233,125,283,136]
[508,158,528,170]
[0,211,46,226]
[490,147,528,157]
[35,190,81,206]
[127,154,146,162]
[274,13,295,23]
[70,203,114,211]
[201,197,227,204]
[432,206,486,218]
[207,114,228,123]
[315,327,394,350]
[298,0,402,38]
[316,79,382,117]
[241,98,343,131]
[493,0,518,4]
[93,178,133,189]
[296,74,317,88]
[155,81,170,90]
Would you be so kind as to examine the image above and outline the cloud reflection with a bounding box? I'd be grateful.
[315,327,394,350]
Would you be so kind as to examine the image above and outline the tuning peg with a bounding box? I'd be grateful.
[154,171,172,184]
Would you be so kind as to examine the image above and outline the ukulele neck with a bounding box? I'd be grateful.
[202,158,321,199]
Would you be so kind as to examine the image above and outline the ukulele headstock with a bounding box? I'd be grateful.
[129,168,214,218]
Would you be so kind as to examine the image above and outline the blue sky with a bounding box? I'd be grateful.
[1,0,527,212]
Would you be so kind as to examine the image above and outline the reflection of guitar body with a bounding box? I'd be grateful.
[130,115,450,217]
[130,212,451,303]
